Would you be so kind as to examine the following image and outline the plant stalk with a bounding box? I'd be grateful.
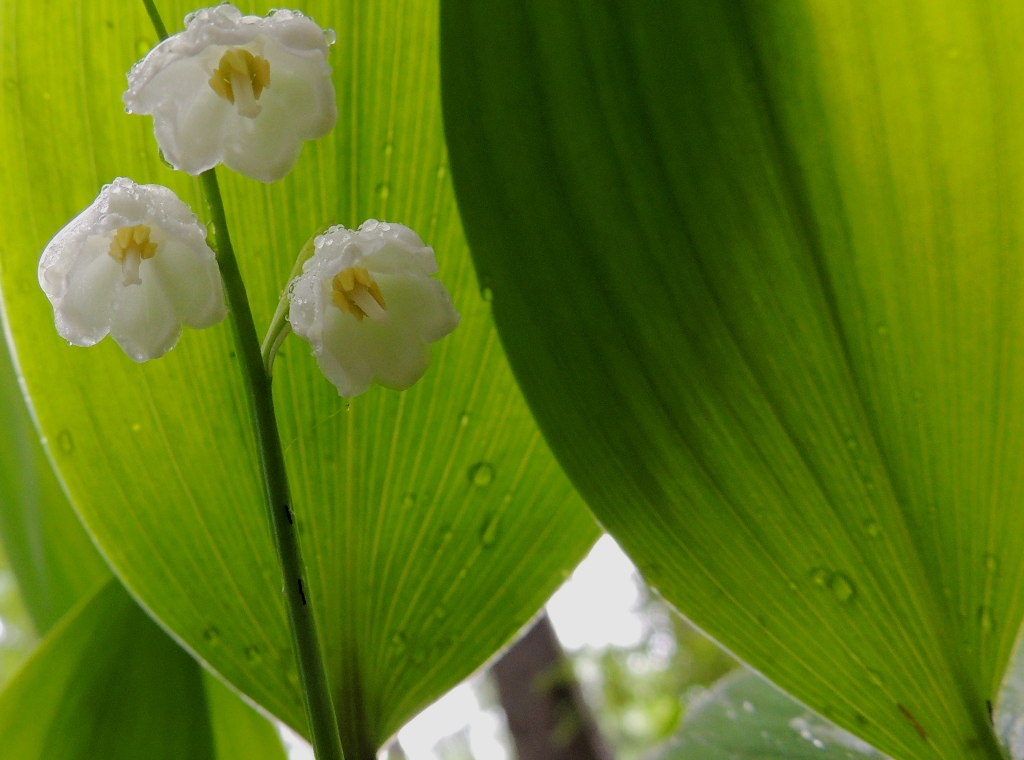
[139,4,345,757]
[201,170,345,760]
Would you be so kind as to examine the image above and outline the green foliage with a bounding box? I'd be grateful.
[658,669,882,760]
[0,0,598,755]
[0,307,288,756]
[0,578,286,760]
[440,1,1023,758]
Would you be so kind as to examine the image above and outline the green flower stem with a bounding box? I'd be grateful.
[200,170,345,760]
[138,4,345,758]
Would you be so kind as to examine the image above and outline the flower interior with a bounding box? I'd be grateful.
[331,266,389,324]
[108,224,158,287]
[208,48,271,119]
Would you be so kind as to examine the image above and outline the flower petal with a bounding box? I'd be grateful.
[316,308,375,397]
[150,238,227,328]
[222,43,336,183]
[378,273,461,343]
[109,266,181,362]
[55,238,121,347]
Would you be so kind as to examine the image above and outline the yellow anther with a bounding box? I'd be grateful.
[332,267,388,322]
[209,48,271,105]
[109,224,158,263]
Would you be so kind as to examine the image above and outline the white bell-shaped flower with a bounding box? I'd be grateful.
[124,5,337,183]
[289,221,460,397]
[38,178,226,362]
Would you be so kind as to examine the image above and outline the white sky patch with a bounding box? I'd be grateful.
[398,679,510,760]
[546,534,646,650]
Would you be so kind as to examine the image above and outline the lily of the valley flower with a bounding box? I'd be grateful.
[38,178,226,362]
[289,221,460,397]
[123,5,337,183]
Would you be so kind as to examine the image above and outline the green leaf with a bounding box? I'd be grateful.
[0,320,108,632]
[0,332,287,757]
[440,2,1019,758]
[0,578,286,760]
[0,0,598,754]
[658,670,884,760]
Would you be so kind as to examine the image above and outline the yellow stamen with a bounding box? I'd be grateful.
[209,48,271,116]
[109,224,158,263]
[331,267,388,323]
[109,224,157,287]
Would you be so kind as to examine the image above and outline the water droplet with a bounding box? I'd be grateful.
[375,181,390,200]
[384,141,393,158]
[846,437,858,451]
[864,520,881,538]
[434,606,447,620]
[286,670,300,686]
[979,606,994,633]
[439,525,454,544]
[136,38,152,57]
[876,323,889,336]
[863,478,876,492]
[131,422,142,433]
[244,646,262,664]
[743,700,756,713]
[42,91,51,101]
[787,581,798,591]
[57,430,74,456]
[468,462,495,487]
[202,626,220,644]
[946,46,962,60]
[481,286,493,302]
[829,573,856,603]
[809,567,830,587]
[480,513,501,546]
[437,164,447,180]
[867,669,883,687]
[401,493,416,509]
[411,645,428,664]
[391,631,407,654]
[985,553,999,574]
[323,28,337,46]
[459,411,471,427]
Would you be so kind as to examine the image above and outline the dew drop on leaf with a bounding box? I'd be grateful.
[202,626,220,644]
[401,493,416,509]
[468,461,495,487]
[829,573,856,604]
[864,520,881,538]
[244,646,262,664]
[57,429,74,456]
[809,567,830,587]
[985,553,999,574]
[480,513,501,546]
[978,606,994,634]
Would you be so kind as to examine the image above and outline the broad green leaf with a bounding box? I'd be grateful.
[0,339,288,757]
[0,0,598,754]
[0,315,108,631]
[658,669,884,760]
[0,578,286,760]
[440,2,1022,758]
